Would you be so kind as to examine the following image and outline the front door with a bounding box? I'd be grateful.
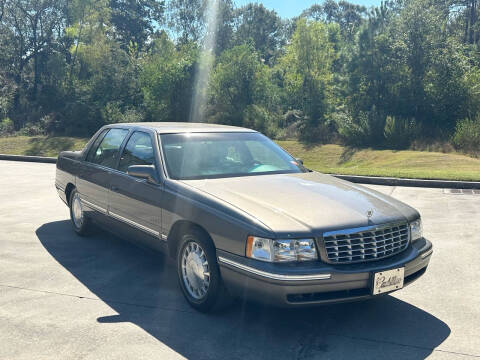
[76,128,129,215]
[108,131,164,248]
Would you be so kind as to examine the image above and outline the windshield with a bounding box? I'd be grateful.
[160,132,307,180]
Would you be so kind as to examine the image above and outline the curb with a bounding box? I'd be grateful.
[333,174,480,190]
[1,153,479,189]
[0,154,57,164]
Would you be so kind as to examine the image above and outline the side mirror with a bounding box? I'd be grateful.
[127,165,159,184]
[295,158,304,165]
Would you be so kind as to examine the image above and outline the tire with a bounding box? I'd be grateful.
[69,188,92,236]
[177,229,232,312]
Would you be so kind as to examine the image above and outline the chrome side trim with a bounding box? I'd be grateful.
[218,256,331,281]
[109,210,160,237]
[55,183,65,192]
[161,234,167,240]
[81,198,107,214]
[421,248,433,259]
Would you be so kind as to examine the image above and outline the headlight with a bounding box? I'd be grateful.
[246,236,318,262]
[410,219,423,241]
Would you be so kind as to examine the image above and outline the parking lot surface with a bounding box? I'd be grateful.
[0,160,479,360]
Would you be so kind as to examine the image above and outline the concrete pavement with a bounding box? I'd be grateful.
[0,160,479,359]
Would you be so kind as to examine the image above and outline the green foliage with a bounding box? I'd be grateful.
[141,37,198,122]
[301,1,367,41]
[0,0,479,156]
[384,117,420,150]
[233,3,285,64]
[279,19,338,142]
[452,117,480,155]
[242,104,282,138]
[0,118,14,135]
[0,73,15,119]
[208,44,278,132]
[168,0,204,43]
[463,66,480,117]
[101,102,143,124]
[336,107,386,147]
[337,110,420,149]
[109,0,165,50]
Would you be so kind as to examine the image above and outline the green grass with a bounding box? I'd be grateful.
[0,136,479,181]
[278,141,480,181]
[0,136,88,157]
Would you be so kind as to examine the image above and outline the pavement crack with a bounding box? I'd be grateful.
[0,283,196,315]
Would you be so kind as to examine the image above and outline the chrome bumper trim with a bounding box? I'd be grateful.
[109,210,160,237]
[218,256,331,281]
[81,198,107,214]
[421,248,433,259]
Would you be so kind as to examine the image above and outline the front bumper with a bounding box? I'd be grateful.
[218,238,432,307]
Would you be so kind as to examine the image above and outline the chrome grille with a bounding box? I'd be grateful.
[323,222,409,264]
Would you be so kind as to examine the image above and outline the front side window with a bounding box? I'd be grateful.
[160,132,307,180]
[118,131,155,172]
[86,128,129,168]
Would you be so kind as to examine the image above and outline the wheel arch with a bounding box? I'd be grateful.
[167,220,214,259]
[65,183,76,205]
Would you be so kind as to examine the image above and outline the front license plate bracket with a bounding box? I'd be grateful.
[372,267,405,295]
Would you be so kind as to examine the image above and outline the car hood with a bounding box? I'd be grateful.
[182,172,418,236]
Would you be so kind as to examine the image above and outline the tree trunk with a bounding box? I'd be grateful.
[32,18,38,100]
[469,0,477,44]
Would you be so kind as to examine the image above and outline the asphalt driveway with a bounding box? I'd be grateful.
[0,160,479,359]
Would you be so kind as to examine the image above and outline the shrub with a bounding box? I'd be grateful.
[242,105,281,138]
[384,116,420,149]
[102,102,144,125]
[291,111,335,144]
[0,117,14,134]
[452,117,480,155]
[297,120,333,144]
[17,122,45,136]
[337,110,421,149]
[336,108,386,147]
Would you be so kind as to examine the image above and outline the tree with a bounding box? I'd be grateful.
[209,0,235,55]
[141,35,198,122]
[395,0,469,130]
[0,72,16,120]
[167,0,205,43]
[2,0,65,95]
[344,0,470,144]
[302,1,367,41]
[233,4,285,64]
[110,0,165,51]
[208,44,280,134]
[279,19,338,140]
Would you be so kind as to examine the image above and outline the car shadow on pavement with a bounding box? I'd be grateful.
[36,220,450,360]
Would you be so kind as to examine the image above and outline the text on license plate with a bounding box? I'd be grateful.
[373,267,404,295]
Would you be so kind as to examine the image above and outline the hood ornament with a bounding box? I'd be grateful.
[367,209,374,219]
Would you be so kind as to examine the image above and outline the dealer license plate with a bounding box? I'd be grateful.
[372,268,404,295]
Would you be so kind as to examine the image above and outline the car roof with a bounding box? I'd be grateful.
[109,122,256,134]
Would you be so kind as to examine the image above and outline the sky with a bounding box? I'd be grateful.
[234,0,382,18]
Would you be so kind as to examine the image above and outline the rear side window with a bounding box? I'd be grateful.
[86,129,108,160]
[86,128,129,168]
[118,131,155,172]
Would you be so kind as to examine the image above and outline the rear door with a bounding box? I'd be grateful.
[76,128,129,214]
[108,131,164,247]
